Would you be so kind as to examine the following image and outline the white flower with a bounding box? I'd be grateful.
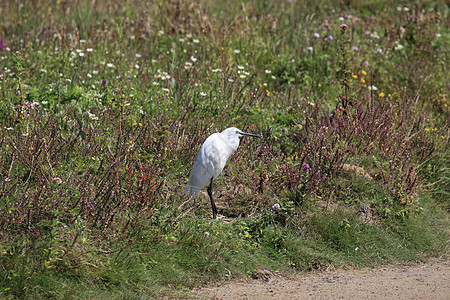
[191,56,197,62]
[179,38,185,42]
[228,78,235,82]
[368,85,378,91]
[87,73,92,78]
[186,33,192,38]
[395,44,404,51]
[193,39,199,43]
[265,69,271,74]
[162,88,170,92]
[234,49,240,54]
[107,63,114,68]
[135,53,142,58]
[92,70,99,75]
[240,74,246,78]
[212,68,222,73]
[135,64,139,69]
[152,82,159,86]
[86,48,93,52]
[158,30,165,35]
[79,52,85,57]
[200,92,207,96]
[238,65,244,70]
[87,112,98,120]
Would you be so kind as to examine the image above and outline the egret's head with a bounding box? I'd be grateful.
[221,127,261,140]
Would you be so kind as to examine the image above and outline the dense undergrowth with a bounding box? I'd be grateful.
[0,0,448,298]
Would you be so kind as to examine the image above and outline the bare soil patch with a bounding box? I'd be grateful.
[193,260,449,299]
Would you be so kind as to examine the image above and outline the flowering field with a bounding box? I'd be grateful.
[0,0,448,298]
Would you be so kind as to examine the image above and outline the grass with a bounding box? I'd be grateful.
[0,0,448,298]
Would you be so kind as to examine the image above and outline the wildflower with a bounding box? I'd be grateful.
[152,81,159,86]
[318,83,321,87]
[266,90,270,96]
[368,85,378,91]
[271,203,281,213]
[0,38,5,51]
[353,75,358,79]
[302,162,310,171]
[86,48,93,52]
[190,56,197,62]
[29,147,34,151]
[361,78,365,83]
[200,92,207,96]
[87,112,98,120]
[204,232,210,237]
[234,49,240,54]
[379,92,385,97]
[361,70,367,76]
[139,123,142,127]
[314,33,320,38]
[394,44,404,51]
[340,24,348,31]
[265,69,271,74]
[328,35,333,41]
[238,65,245,70]
[52,177,63,185]
[212,68,222,73]
[106,63,114,68]
[193,39,200,43]
[376,48,383,54]
[307,46,313,53]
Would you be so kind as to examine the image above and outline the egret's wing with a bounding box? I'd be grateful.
[185,134,223,198]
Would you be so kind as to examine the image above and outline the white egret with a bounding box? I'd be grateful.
[185,127,261,219]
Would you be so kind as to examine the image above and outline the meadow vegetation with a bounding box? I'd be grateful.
[0,0,448,298]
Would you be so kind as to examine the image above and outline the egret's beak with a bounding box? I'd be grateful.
[240,131,261,138]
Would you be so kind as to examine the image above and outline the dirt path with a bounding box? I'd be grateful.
[193,260,449,299]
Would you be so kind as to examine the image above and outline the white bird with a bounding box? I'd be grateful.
[186,127,261,219]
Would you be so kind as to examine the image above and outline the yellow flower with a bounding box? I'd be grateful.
[388,94,392,99]
[362,70,367,76]
[139,122,142,127]
[29,147,34,151]
[266,90,270,96]
[361,78,365,84]
[425,128,429,131]
[380,92,385,97]
[353,75,357,79]
[245,234,249,238]
[318,83,321,87]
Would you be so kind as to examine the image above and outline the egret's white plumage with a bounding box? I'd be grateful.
[186,127,260,218]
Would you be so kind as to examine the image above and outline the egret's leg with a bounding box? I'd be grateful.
[207,177,217,219]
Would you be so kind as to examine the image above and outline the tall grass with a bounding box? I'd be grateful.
[0,0,448,298]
